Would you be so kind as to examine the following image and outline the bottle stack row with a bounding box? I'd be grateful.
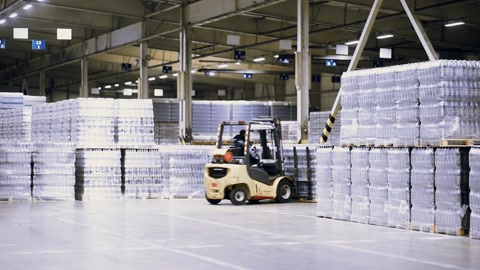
[316,146,472,237]
[33,143,76,201]
[0,143,32,201]
[0,142,76,201]
[31,98,155,148]
[123,149,167,199]
[0,107,31,141]
[75,149,123,201]
[308,111,341,145]
[468,148,480,239]
[283,144,318,199]
[340,60,480,147]
[167,146,211,198]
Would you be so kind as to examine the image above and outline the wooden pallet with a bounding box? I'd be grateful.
[409,223,436,233]
[297,197,317,203]
[439,139,480,147]
[435,226,468,236]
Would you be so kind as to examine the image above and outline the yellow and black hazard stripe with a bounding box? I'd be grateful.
[320,113,336,143]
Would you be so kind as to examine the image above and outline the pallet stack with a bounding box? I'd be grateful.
[435,148,470,235]
[368,148,389,226]
[350,147,369,223]
[0,142,32,201]
[387,148,411,229]
[316,146,334,218]
[469,147,480,239]
[331,146,351,221]
[409,148,436,232]
[32,143,76,201]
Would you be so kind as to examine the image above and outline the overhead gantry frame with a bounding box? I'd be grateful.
[320,0,439,144]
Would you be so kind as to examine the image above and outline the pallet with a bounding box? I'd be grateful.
[435,226,468,236]
[439,139,480,147]
[31,197,75,202]
[0,197,33,202]
[409,223,436,233]
[387,222,410,230]
[297,198,317,203]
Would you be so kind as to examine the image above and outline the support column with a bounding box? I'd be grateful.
[138,41,149,99]
[39,70,46,96]
[178,6,193,144]
[296,0,310,144]
[80,58,88,97]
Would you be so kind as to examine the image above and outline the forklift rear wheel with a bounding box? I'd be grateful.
[230,187,247,205]
[275,180,293,203]
[206,198,221,205]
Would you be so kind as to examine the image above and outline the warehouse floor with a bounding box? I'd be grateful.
[0,199,479,270]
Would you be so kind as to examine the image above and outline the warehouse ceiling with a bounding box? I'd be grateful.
[0,0,479,98]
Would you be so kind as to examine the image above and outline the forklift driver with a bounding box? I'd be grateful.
[232,130,246,155]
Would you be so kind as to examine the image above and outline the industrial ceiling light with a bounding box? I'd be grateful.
[114,84,119,87]
[125,81,133,85]
[0,19,5,24]
[172,73,178,77]
[445,21,465,27]
[253,56,265,62]
[377,34,394,40]
[235,61,241,65]
[148,77,156,81]
[217,64,228,68]
[274,54,279,58]
[9,13,17,18]
[345,40,359,46]
[159,75,168,79]
[23,4,32,10]
[105,85,112,89]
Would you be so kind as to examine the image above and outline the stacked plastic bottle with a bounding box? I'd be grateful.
[469,147,480,239]
[350,147,369,223]
[309,111,342,145]
[124,149,166,199]
[283,144,318,198]
[368,148,388,226]
[0,93,23,110]
[32,142,76,201]
[31,102,54,142]
[75,149,122,201]
[418,60,480,145]
[387,148,411,229]
[167,146,211,198]
[331,146,351,221]
[339,72,359,145]
[115,99,155,148]
[0,107,31,141]
[0,142,32,201]
[357,70,377,146]
[71,99,117,147]
[410,148,435,232]
[154,122,179,145]
[395,63,420,147]
[375,67,397,146]
[316,146,334,218]
[282,121,298,143]
[434,148,470,235]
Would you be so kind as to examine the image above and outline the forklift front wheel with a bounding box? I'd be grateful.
[275,180,293,203]
[230,187,247,205]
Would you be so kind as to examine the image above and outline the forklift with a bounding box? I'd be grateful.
[204,116,296,205]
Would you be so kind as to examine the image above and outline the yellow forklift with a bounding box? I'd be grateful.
[204,116,296,205]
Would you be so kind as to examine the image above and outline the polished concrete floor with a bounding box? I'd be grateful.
[0,199,479,270]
